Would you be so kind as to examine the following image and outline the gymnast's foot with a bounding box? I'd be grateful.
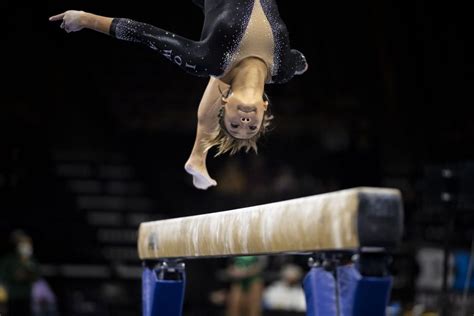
[184,161,217,190]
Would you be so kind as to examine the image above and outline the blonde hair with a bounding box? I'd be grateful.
[203,105,273,156]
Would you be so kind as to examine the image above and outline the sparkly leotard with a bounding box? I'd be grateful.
[110,0,307,83]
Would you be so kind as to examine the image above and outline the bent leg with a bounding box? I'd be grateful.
[185,77,228,190]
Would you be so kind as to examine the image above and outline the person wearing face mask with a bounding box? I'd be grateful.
[0,230,39,316]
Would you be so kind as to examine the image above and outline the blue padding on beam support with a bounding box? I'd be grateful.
[142,267,186,316]
[352,275,391,316]
[337,265,360,316]
[303,265,392,316]
[303,267,338,316]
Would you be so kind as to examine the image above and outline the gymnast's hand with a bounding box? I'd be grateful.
[49,10,86,33]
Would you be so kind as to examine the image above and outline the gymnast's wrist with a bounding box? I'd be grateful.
[80,12,94,29]
[80,12,91,28]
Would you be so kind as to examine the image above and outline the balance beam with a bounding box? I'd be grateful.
[138,187,403,260]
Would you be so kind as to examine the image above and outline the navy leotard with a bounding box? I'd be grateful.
[110,0,307,83]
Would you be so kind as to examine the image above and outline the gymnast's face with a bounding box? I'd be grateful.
[221,93,268,139]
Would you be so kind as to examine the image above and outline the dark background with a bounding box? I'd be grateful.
[2,0,473,315]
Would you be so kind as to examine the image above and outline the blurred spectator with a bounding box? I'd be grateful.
[32,278,58,316]
[318,117,350,153]
[216,160,247,195]
[263,264,306,312]
[246,155,272,200]
[0,230,39,316]
[226,256,267,316]
[0,282,7,314]
[272,164,299,196]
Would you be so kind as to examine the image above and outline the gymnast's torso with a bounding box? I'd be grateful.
[110,0,307,83]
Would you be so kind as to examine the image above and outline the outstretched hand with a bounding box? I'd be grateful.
[49,10,86,33]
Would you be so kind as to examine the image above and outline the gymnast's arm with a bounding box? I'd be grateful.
[49,11,112,34]
[49,10,213,77]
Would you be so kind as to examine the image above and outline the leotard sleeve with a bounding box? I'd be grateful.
[110,18,216,77]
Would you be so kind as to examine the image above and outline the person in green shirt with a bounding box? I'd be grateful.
[0,230,39,316]
[226,256,267,316]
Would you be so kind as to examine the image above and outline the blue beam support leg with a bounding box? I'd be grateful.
[303,252,393,316]
[351,273,392,316]
[142,261,186,316]
[303,266,339,316]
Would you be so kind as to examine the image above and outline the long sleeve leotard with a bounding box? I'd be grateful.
[110,0,307,83]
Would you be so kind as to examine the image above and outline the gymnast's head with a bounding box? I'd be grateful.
[204,88,273,156]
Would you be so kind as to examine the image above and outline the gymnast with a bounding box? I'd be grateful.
[50,0,308,190]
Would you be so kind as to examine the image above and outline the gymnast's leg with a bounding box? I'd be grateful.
[185,77,227,189]
[184,144,216,190]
